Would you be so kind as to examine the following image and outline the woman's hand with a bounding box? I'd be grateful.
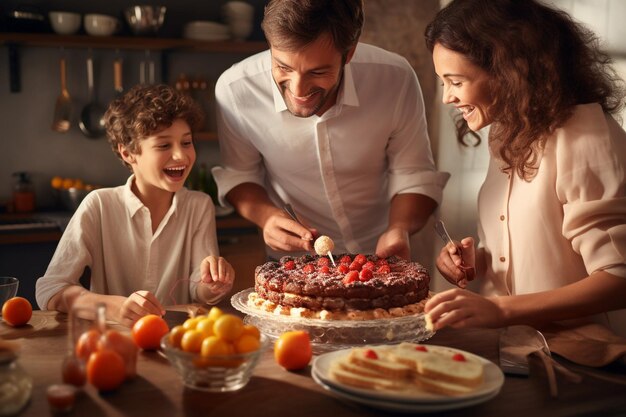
[424,288,505,330]
[436,237,476,288]
[116,291,165,327]
[197,255,235,302]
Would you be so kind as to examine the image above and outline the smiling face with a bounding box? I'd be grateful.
[120,119,196,199]
[270,33,355,117]
[433,43,494,131]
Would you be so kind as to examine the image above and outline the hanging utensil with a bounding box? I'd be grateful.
[139,50,156,84]
[78,55,106,138]
[51,57,72,133]
[113,58,123,99]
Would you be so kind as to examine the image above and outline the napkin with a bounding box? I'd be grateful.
[499,325,581,397]
[540,322,626,367]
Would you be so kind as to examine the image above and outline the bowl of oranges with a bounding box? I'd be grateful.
[50,176,98,212]
[160,307,268,392]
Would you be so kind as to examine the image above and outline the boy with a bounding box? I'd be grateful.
[36,84,234,327]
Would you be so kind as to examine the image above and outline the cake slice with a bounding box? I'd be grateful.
[389,343,484,388]
[329,364,405,391]
[347,348,411,379]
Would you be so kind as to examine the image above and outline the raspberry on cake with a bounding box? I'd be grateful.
[250,253,431,320]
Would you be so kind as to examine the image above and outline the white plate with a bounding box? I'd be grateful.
[312,370,501,413]
[231,289,434,353]
[312,345,504,404]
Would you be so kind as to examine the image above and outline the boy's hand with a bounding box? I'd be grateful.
[118,290,165,327]
[198,256,235,303]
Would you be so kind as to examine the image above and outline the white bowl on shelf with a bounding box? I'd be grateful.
[84,14,120,37]
[49,11,81,35]
[183,21,230,41]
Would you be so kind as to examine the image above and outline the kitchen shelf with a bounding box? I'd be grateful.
[0,32,267,53]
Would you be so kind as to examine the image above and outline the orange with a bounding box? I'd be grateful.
[131,314,169,350]
[61,178,74,189]
[86,349,126,392]
[168,325,187,349]
[75,329,101,360]
[213,314,244,342]
[1,296,32,327]
[200,335,232,357]
[206,306,223,321]
[274,330,312,371]
[180,329,204,353]
[50,176,63,189]
[182,316,201,330]
[234,334,261,354]
[195,318,215,337]
[98,330,138,378]
[241,324,261,340]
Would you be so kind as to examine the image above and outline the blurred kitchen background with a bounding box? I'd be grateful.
[0,0,625,305]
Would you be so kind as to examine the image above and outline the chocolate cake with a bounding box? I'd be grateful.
[250,253,430,319]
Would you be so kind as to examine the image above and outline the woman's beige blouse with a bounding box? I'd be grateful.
[477,104,626,336]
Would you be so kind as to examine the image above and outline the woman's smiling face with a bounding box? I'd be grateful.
[433,43,494,131]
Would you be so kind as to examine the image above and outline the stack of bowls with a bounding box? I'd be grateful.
[221,1,254,41]
[183,21,230,41]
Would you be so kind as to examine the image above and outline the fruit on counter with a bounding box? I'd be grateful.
[165,308,262,367]
[46,384,77,413]
[1,297,32,327]
[98,329,138,378]
[86,349,127,392]
[274,330,312,371]
[131,314,169,351]
[51,176,98,191]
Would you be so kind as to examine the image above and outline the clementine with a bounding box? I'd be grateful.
[98,329,138,378]
[274,330,312,371]
[1,296,32,327]
[213,314,244,342]
[131,314,169,350]
[75,329,100,360]
[86,349,126,392]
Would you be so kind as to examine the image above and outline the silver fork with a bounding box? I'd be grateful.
[434,220,474,286]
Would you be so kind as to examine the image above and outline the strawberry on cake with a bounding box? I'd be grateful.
[248,253,431,320]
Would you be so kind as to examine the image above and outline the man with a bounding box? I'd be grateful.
[212,0,449,260]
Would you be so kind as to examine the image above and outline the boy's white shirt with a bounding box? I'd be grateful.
[35,175,222,309]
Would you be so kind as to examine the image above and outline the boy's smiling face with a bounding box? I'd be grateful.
[120,119,196,198]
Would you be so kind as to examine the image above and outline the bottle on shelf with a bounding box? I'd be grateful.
[12,172,35,213]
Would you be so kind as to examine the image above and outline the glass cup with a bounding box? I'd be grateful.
[0,277,19,313]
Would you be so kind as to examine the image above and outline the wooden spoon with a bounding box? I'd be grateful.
[51,57,72,133]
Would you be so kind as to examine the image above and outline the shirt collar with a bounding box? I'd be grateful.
[270,59,360,113]
[123,174,182,218]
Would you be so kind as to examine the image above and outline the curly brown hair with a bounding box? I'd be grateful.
[104,84,204,170]
[425,0,626,180]
[261,0,363,57]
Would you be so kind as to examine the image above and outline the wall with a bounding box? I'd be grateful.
[0,0,267,210]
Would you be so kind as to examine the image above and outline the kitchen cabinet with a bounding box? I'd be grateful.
[0,32,267,141]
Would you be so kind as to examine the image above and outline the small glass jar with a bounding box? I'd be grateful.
[0,351,33,416]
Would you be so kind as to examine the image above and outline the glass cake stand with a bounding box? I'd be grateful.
[230,288,434,354]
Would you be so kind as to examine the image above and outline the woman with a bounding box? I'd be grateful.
[424,0,626,337]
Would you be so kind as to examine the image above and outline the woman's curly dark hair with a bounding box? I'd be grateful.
[104,84,204,170]
[425,0,626,180]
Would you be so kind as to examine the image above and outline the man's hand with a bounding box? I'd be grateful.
[375,227,410,259]
[262,212,317,252]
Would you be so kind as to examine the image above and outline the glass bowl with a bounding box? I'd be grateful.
[160,333,269,392]
[0,277,19,310]
[231,289,434,354]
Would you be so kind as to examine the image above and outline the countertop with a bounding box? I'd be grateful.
[2,300,626,417]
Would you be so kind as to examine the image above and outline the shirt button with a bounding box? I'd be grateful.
[500,215,505,221]
[499,256,506,262]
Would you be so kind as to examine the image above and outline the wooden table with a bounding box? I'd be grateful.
[3,301,626,417]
